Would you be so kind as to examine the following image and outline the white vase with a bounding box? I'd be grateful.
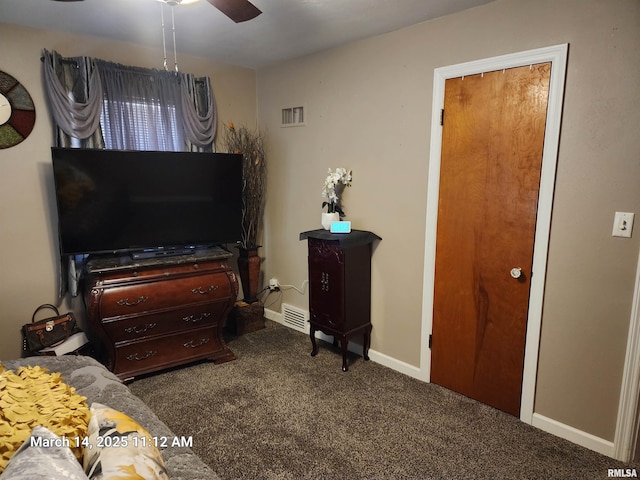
[321,212,339,230]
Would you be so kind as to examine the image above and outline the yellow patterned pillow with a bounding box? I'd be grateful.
[83,403,169,480]
[0,363,90,473]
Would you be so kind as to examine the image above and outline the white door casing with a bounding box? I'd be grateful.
[420,44,568,424]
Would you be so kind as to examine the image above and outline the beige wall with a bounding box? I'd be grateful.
[0,23,257,360]
[257,0,640,442]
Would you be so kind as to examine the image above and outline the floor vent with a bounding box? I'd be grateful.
[282,303,309,333]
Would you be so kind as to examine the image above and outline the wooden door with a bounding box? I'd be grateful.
[431,64,551,416]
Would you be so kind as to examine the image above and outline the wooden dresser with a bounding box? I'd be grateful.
[300,229,381,371]
[83,248,237,381]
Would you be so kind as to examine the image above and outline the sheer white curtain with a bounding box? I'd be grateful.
[96,60,217,152]
[96,61,185,151]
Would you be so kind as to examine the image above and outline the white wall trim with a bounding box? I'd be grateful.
[532,413,615,458]
[367,349,423,380]
[613,248,640,462]
[265,307,423,379]
[268,302,623,459]
[420,44,569,425]
[264,306,281,323]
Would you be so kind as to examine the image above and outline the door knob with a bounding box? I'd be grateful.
[510,267,523,279]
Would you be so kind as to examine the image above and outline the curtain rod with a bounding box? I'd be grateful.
[40,56,78,67]
[41,55,207,84]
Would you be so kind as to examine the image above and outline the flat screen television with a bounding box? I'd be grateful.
[51,147,243,257]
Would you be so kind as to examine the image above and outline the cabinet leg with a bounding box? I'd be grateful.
[363,325,372,361]
[340,337,349,372]
[310,326,319,357]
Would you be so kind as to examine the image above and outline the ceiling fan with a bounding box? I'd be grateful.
[51,0,262,23]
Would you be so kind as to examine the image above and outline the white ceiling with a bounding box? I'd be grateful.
[0,0,494,69]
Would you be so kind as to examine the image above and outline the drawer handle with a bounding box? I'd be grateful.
[192,285,218,295]
[183,337,210,348]
[124,323,157,334]
[117,296,149,307]
[126,350,157,361]
[183,312,211,323]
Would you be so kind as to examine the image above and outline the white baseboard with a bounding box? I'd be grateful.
[265,307,618,459]
[532,413,615,458]
[263,307,282,324]
[367,349,423,380]
[265,307,424,380]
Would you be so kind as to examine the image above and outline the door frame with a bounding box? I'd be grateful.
[420,44,568,424]
[614,248,640,461]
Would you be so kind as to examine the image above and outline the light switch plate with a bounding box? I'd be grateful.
[612,212,634,238]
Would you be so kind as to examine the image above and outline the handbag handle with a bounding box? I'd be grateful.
[31,304,61,323]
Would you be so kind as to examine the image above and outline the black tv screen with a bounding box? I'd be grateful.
[51,148,243,256]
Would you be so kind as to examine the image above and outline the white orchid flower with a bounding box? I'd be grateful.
[321,167,352,216]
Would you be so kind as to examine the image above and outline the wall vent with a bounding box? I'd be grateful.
[281,106,305,127]
[282,303,309,333]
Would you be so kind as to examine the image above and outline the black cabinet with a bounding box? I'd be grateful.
[300,229,381,371]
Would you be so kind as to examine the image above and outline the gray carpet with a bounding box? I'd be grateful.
[128,321,636,479]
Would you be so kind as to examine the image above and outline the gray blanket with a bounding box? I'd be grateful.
[2,355,219,480]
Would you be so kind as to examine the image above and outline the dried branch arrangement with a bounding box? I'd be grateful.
[221,122,267,249]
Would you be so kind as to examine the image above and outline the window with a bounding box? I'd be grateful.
[100,96,184,151]
[97,63,186,151]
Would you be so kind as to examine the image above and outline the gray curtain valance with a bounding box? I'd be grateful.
[181,74,216,150]
[42,48,217,151]
[42,49,104,143]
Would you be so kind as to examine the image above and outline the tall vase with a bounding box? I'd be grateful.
[321,212,339,230]
[236,246,261,303]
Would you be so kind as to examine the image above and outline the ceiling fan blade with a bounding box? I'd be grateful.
[206,0,262,23]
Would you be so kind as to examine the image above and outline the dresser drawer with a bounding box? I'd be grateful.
[310,311,344,329]
[113,328,220,377]
[97,261,230,284]
[102,302,228,343]
[98,272,233,318]
[85,252,237,380]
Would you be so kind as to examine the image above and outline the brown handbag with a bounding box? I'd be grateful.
[22,304,81,354]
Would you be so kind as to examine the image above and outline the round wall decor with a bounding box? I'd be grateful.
[0,70,36,149]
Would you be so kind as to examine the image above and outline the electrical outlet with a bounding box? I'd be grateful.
[269,278,280,291]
